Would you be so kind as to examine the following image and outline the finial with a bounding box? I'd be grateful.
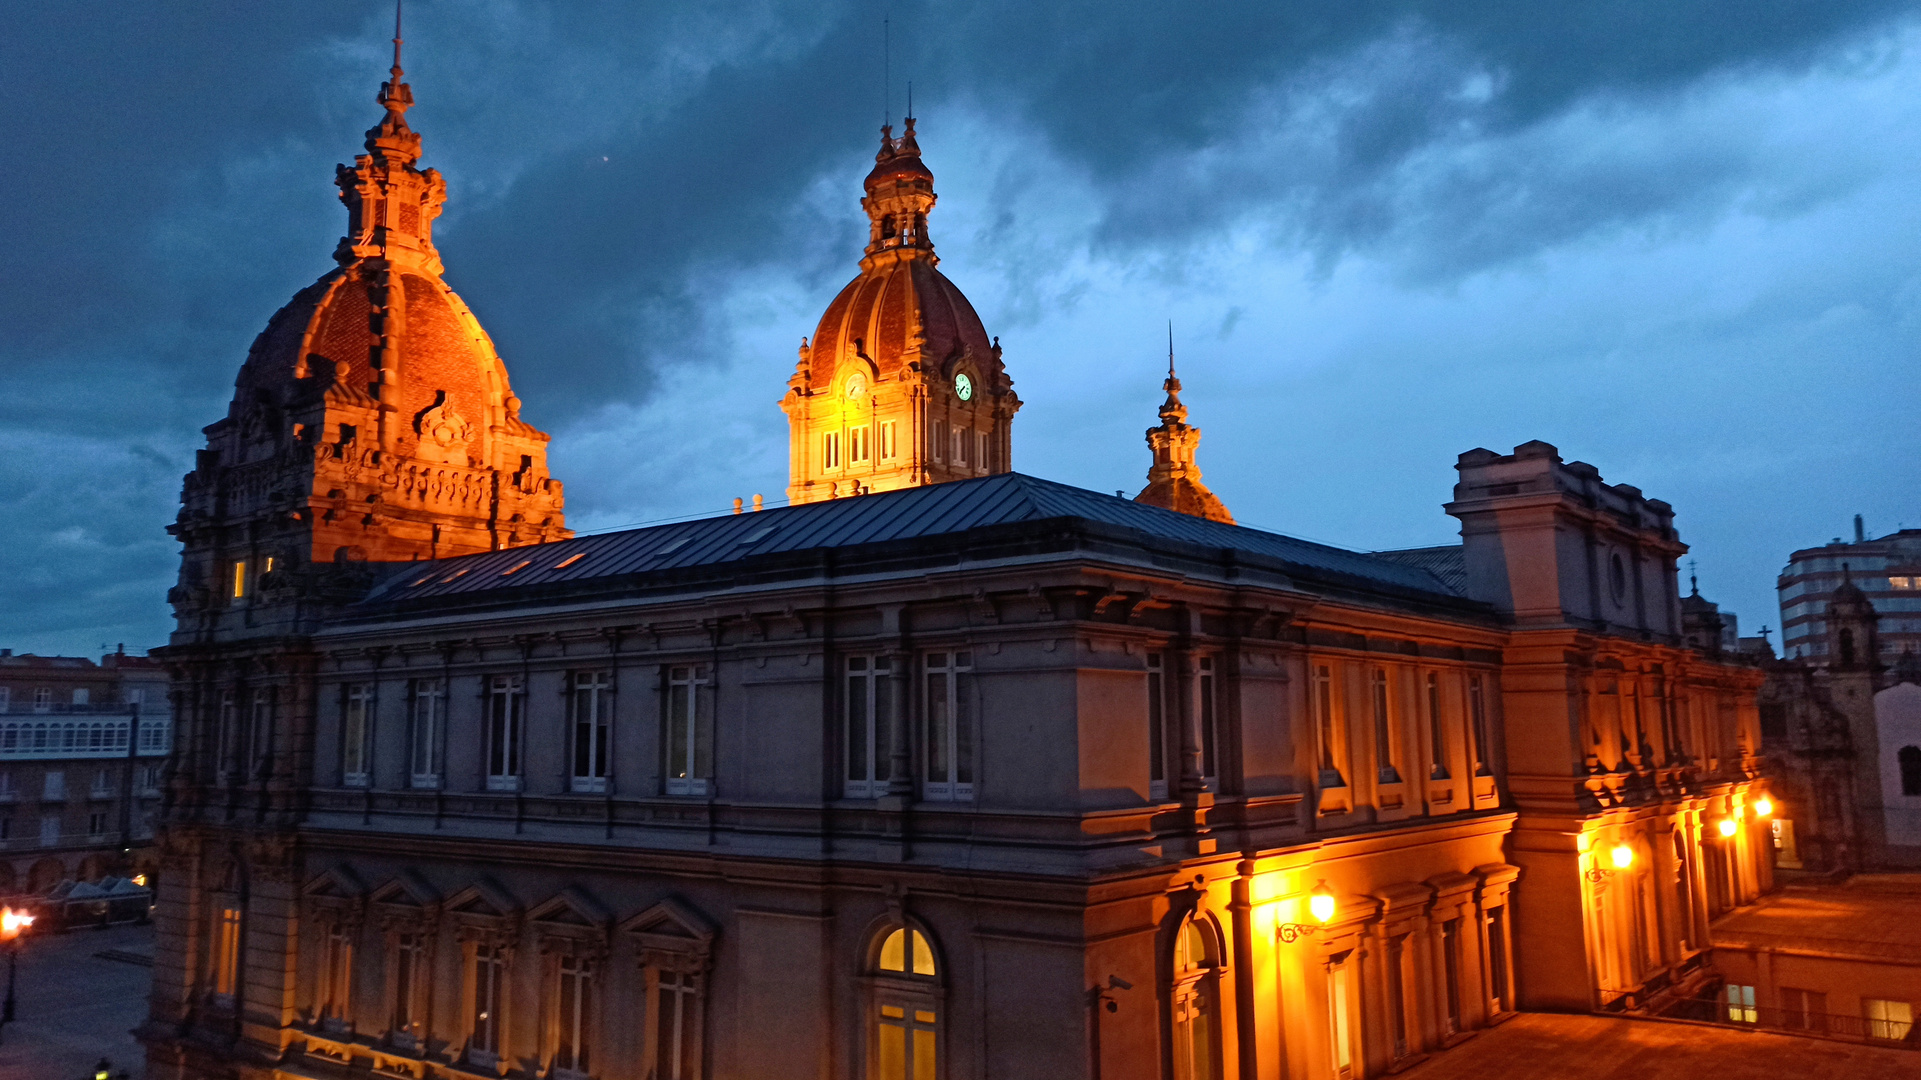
[907,80,913,121]
[1167,319,1175,379]
[393,0,404,79]
[1688,559,1698,595]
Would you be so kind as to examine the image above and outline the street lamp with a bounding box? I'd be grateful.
[1752,797,1774,818]
[1717,817,1739,838]
[1280,881,1338,942]
[0,906,35,1043]
[1586,843,1635,883]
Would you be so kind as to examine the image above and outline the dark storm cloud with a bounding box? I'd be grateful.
[1,0,1915,653]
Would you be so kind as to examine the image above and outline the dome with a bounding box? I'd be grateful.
[804,257,995,392]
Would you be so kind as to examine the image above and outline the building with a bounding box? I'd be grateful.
[1776,519,1921,663]
[1756,574,1921,874]
[0,648,173,894]
[142,47,1773,1080]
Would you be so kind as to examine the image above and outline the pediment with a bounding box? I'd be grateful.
[303,864,367,900]
[444,879,520,923]
[369,870,440,910]
[621,897,716,950]
[529,886,612,930]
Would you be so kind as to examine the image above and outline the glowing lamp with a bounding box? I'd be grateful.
[132,874,148,888]
[1309,881,1338,925]
[1717,817,1739,838]
[1753,798,1773,818]
[1610,844,1635,870]
[0,907,32,942]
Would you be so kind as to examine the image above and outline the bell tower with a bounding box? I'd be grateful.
[1133,334,1233,524]
[781,118,1020,504]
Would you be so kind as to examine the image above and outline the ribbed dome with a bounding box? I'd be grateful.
[805,257,994,392]
[237,264,531,443]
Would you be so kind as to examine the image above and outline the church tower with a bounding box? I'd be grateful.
[781,118,1019,504]
[167,35,567,642]
[1133,341,1233,524]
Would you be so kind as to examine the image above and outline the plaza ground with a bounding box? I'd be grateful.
[0,920,149,1080]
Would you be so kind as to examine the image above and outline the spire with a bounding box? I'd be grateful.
[1133,326,1233,524]
[861,115,937,265]
[366,0,421,165]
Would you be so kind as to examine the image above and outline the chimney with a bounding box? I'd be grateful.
[1855,514,1866,544]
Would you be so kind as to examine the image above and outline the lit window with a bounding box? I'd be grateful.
[1329,954,1353,1077]
[232,560,248,599]
[214,905,242,1000]
[1726,983,1757,1024]
[319,922,353,1029]
[878,421,898,461]
[872,926,940,1080]
[571,671,612,793]
[1171,917,1222,1080]
[486,676,524,791]
[1865,998,1912,1041]
[554,552,586,570]
[823,431,841,470]
[500,559,531,576]
[845,655,895,798]
[849,425,871,464]
[923,652,974,801]
[664,665,712,796]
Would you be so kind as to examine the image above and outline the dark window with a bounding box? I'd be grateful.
[1900,746,1921,797]
[1840,628,1856,667]
[1759,701,1788,741]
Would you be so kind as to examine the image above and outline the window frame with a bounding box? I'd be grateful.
[409,678,446,789]
[342,683,372,787]
[867,922,944,1080]
[922,650,975,802]
[485,675,525,792]
[844,654,895,799]
[1426,672,1450,780]
[552,953,596,1079]
[1313,664,1345,786]
[664,664,713,797]
[1370,667,1401,785]
[1147,652,1167,800]
[570,670,613,794]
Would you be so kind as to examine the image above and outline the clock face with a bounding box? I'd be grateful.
[845,373,867,400]
[954,373,974,401]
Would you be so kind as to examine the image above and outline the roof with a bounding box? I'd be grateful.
[1371,545,1468,595]
[1709,875,1921,964]
[1397,1011,1918,1080]
[362,472,1466,609]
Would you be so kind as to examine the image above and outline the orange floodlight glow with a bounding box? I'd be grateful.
[1610,844,1635,870]
[0,907,35,941]
[1753,798,1773,818]
[1717,818,1739,838]
[1308,881,1337,925]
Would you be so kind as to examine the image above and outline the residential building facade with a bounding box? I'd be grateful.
[0,649,174,893]
[1776,520,1921,662]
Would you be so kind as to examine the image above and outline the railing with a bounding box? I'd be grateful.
[0,708,171,760]
[1661,997,1921,1049]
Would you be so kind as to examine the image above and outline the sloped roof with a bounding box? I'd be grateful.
[1370,545,1468,595]
[363,472,1463,608]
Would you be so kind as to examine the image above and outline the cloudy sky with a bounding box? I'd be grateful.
[3,1,1917,657]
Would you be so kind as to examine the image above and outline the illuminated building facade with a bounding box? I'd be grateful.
[144,52,1773,1080]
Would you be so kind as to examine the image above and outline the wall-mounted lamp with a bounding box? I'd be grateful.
[1753,797,1773,818]
[1585,843,1636,882]
[1717,817,1739,838]
[1280,881,1338,942]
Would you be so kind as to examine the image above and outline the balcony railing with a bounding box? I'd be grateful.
[1661,997,1921,1049]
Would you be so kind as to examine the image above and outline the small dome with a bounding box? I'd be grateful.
[805,257,994,391]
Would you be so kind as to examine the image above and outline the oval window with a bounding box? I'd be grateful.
[1609,552,1628,603]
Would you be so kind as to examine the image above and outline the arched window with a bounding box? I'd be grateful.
[1840,628,1856,667]
[1170,916,1223,1080]
[1900,745,1921,797]
[868,924,940,1080]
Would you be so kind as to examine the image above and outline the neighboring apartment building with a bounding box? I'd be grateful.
[1776,518,1921,662]
[0,648,174,893]
[140,52,1773,1080]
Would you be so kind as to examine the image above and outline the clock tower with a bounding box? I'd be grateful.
[781,118,1019,504]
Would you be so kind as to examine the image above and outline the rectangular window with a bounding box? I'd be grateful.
[1441,919,1462,1036]
[90,769,110,796]
[1427,673,1449,779]
[1864,998,1913,1041]
[0,818,11,841]
[0,772,11,798]
[952,427,968,467]
[844,655,895,799]
[42,771,63,801]
[1315,665,1342,784]
[1387,936,1409,1059]
[976,431,989,472]
[87,811,106,838]
[250,687,274,775]
[1371,668,1400,784]
[924,650,975,801]
[1779,987,1827,1032]
[1198,656,1219,785]
[485,676,524,791]
[232,560,248,600]
[38,814,58,847]
[1725,984,1757,1024]
[392,932,425,1043]
[1147,653,1167,800]
[849,425,871,464]
[877,1001,938,1080]
[1329,958,1353,1078]
[214,905,243,1000]
[33,688,51,712]
[664,665,712,796]
[409,679,445,788]
[71,688,89,706]
[139,764,160,793]
[0,687,10,712]
[571,671,612,793]
[471,944,506,1061]
[555,956,593,1076]
[1488,907,1510,1012]
[320,923,353,1028]
[342,684,371,787]
[1468,675,1491,776]
[879,421,898,461]
[931,420,946,462]
[823,431,841,470]
[656,970,699,1080]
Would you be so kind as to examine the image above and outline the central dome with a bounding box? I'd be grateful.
[804,258,994,393]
